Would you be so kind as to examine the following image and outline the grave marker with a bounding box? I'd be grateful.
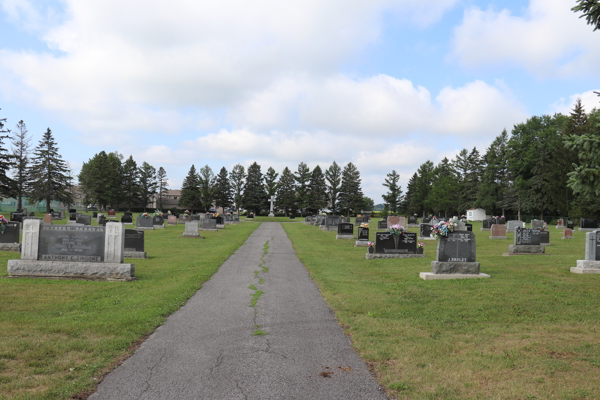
[571,231,600,274]
[183,221,202,237]
[489,224,507,239]
[168,215,177,225]
[336,223,354,239]
[0,222,20,252]
[507,227,545,254]
[562,228,573,239]
[419,224,435,240]
[124,229,147,258]
[366,232,421,259]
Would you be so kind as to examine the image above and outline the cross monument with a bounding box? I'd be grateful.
[268,196,275,217]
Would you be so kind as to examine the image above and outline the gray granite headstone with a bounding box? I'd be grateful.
[153,216,164,226]
[584,231,600,261]
[76,215,91,225]
[201,218,217,229]
[507,220,525,232]
[531,220,546,230]
[136,217,154,228]
[38,225,105,262]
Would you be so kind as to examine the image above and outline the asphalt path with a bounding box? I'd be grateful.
[90,222,388,400]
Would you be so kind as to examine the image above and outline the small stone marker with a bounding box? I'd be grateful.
[183,221,202,237]
[51,211,61,220]
[152,215,165,229]
[408,216,418,225]
[377,219,388,230]
[356,226,369,246]
[168,215,177,225]
[76,215,91,226]
[107,209,117,218]
[571,231,600,274]
[489,224,507,239]
[8,220,135,281]
[336,223,354,239]
[121,213,133,224]
[419,224,435,240]
[0,222,21,252]
[556,219,565,229]
[506,227,545,254]
[562,228,573,239]
[124,229,147,258]
[420,231,489,280]
[43,214,53,225]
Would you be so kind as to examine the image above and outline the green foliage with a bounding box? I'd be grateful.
[264,167,278,198]
[572,0,600,31]
[382,170,402,213]
[565,109,600,202]
[477,130,509,215]
[276,167,297,215]
[138,162,157,212]
[214,167,232,211]
[339,162,364,216]
[156,167,168,210]
[426,157,459,217]
[179,165,201,212]
[198,165,215,212]
[28,128,73,212]
[243,162,266,215]
[230,164,246,215]
[294,162,311,216]
[362,196,375,212]
[10,120,31,209]
[78,151,123,210]
[0,112,15,200]
[307,165,328,214]
[325,161,341,214]
[121,156,140,211]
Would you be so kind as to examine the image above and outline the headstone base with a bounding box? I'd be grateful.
[555,225,565,229]
[561,237,574,239]
[420,272,490,280]
[199,228,218,232]
[365,253,425,260]
[507,244,545,254]
[124,251,148,259]
[431,261,480,274]
[153,225,164,229]
[323,226,337,231]
[480,228,491,231]
[571,260,600,274]
[489,236,508,240]
[579,228,596,232]
[418,236,436,241]
[268,213,275,217]
[407,224,420,228]
[355,241,369,247]
[336,234,354,240]
[7,260,135,281]
[0,243,21,252]
[181,233,204,238]
[135,227,155,231]
[541,243,552,247]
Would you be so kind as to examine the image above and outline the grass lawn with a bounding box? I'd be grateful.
[284,221,600,400]
[0,218,258,400]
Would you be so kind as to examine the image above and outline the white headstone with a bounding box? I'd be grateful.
[104,222,125,263]
[21,219,40,260]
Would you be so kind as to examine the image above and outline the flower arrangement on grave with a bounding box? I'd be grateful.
[417,242,424,249]
[154,210,163,217]
[367,241,374,247]
[360,223,369,228]
[387,224,405,236]
[0,215,7,234]
[184,210,190,214]
[460,215,467,221]
[431,221,456,239]
[140,212,150,218]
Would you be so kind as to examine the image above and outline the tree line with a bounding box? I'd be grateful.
[179,161,373,217]
[380,100,600,220]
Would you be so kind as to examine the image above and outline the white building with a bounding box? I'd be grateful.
[466,208,486,221]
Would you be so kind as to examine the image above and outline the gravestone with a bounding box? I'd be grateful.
[232,214,240,224]
[506,220,525,233]
[421,231,489,280]
[215,216,224,226]
[423,217,431,224]
[183,221,202,237]
[580,218,598,231]
[107,209,117,218]
[489,224,507,239]
[136,216,154,230]
[387,216,405,227]
[531,219,546,230]
[540,230,551,246]
[356,226,369,246]
[465,223,473,232]
[0,222,21,251]
[168,215,177,225]
[556,218,565,229]
[481,219,493,230]
[336,223,354,239]
[355,216,369,224]
[455,221,467,231]
[318,216,326,226]
[69,212,77,221]
[98,215,106,226]
[43,214,53,225]
[408,216,418,225]
[92,211,98,218]
[121,214,133,224]
[507,227,544,254]
[419,224,435,240]
[497,217,506,224]
[190,214,200,221]
[76,215,91,226]
[430,219,439,226]
[567,220,574,229]
[153,215,164,229]
[247,213,254,219]
[200,218,217,230]
[562,228,573,240]
[51,211,61,220]
[377,219,388,230]
[571,231,600,274]
[7,220,135,281]
[324,216,341,231]
[366,232,422,259]
[124,229,147,258]
[10,212,24,223]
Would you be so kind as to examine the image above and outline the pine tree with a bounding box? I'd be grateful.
[198,165,215,212]
[0,112,15,200]
[276,167,297,216]
[122,156,140,211]
[229,164,246,217]
[156,167,168,210]
[307,165,328,214]
[477,130,509,215]
[179,165,202,212]
[214,167,233,212]
[28,128,72,212]
[572,0,600,31]
[10,120,30,209]
[382,170,402,214]
[78,151,123,210]
[339,162,364,216]
[243,162,266,215]
[138,162,157,212]
[295,162,311,217]
[264,167,279,198]
[426,158,459,218]
[325,161,341,214]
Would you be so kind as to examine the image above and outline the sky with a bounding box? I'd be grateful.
[0,0,599,206]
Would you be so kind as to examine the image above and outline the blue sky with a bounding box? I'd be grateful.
[1,0,599,205]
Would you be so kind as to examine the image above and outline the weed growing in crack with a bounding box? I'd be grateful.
[250,290,264,307]
[248,284,257,290]
[259,278,264,284]
[252,329,266,336]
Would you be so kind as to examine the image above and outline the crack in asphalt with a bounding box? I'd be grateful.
[135,349,168,400]
[234,379,249,400]
[208,350,224,374]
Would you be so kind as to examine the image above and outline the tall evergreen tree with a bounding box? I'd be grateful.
[0,112,14,200]
[338,162,364,216]
[382,170,402,214]
[214,167,233,212]
[28,128,72,212]
[413,161,434,217]
[264,167,279,198]
[198,165,215,212]
[156,167,168,210]
[10,120,30,209]
[276,167,297,216]
[572,0,600,31]
[243,162,266,215]
[477,130,509,215]
[179,165,201,212]
[294,162,311,216]
[78,151,123,210]
[426,157,459,218]
[307,165,328,214]
[138,162,157,212]
[402,173,418,215]
[325,161,342,214]
[230,164,246,217]
[122,156,140,211]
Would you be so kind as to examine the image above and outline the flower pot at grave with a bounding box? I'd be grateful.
[368,246,374,254]
[417,247,424,254]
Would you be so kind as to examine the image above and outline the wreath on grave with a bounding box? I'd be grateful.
[431,221,456,239]
[0,215,7,234]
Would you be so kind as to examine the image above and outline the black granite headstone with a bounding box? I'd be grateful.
[216,216,224,225]
[581,218,598,229]
[191,214,200,221]
[153,216,164,226]
[121,214,133,223]
[567,220,574,229]
[69,212,77,221]
[124,229,144,252]
[51,211,61,220]
[540,230,550,244]
[338,223,353,235]
[465,223,473,232]
[482,219,493,229]
[420,224,433,238]
[596,233,600,261]
[38,225,105,262]
[377,220,388,229]
[515,227,541,245]
[0,222,20,243]
[98,215,106,226]
[11,212,24,223]
[358,227,369,240]
[408,216,417,224]
[498,217,506,224]
[423,217,431,224]
[374,232,417,254]
[92,212,98,218]
[247,213,254,219]
[436,231,476,262]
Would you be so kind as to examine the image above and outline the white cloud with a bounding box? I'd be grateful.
[550,90,600,115]
[451,0,600,77]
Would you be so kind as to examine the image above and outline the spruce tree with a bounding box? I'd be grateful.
[138,162,157,212]
[382,170,402,214]
[179,165,202,212]
[276,167,297,216]
[78,151,123,210]
[214,167,233,212]
[156,167,168,210]
[402,173,418,215]
[28,128,72,212]
[10,120,30,209]
[338,162,364,216]
[0,112,15,200]
[325,161,341,214]
[122,156,140,211]
[294,162,311,216]
[264,167,279,198]
[198,165,215,212]
[242,162,266,215]
[229,164,246,217]
[572,0,600,31]
[307,165,328,213]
